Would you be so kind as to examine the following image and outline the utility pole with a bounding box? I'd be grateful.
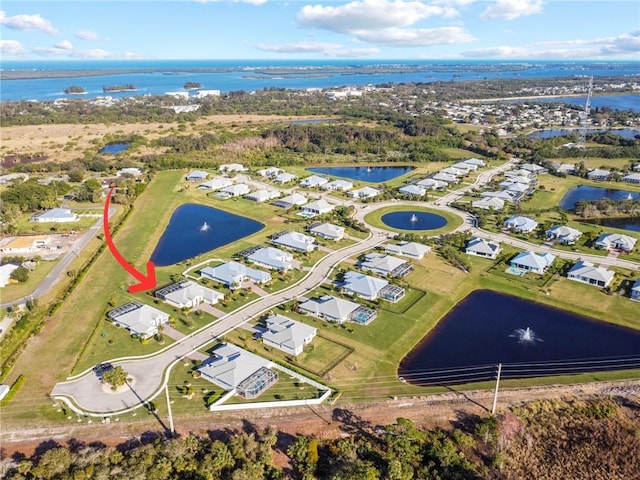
[491,363,502,415]
[165,383,175,436]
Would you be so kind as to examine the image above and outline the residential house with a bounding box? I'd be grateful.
[298,295,377,325]
[300,175,329,188]
[440,167,467,177]
[30,208,78,223]
[481,190,518,202]
[341,271,405,302]
[186,170,209,182]
[107,302,169,340]
[472,197,505,210]
[322,179,353,191]
[505,169,535,180]
[198,344,276,399]
[155,280,224,308]
[520,163,549,175]
[546,225,582,245]
[358,252,412,278]
[431,172,458,184]
[622,173,640,184]
[219,163,248,173]
[0,264,19,288]
[246,247,293,272]
[398,184,426,196]
[594,233,637,253]
[309,222,345,241]
[245,189,281,202]
[567,260,615,288]
[273,172,298,184]
[464,158,486,167]
[261,314,317,356]
[504,215,538,233]
[348,186,380,199]
[117,167,143,177]
[271,231,316,253]
[302,199,334,216]
[273,193,308,208]
[551,163,576,175]
[219,183,250,198]
[510,251,556,274]
[0,235,50,254]
[587,169,611,181]
[384,241,431,260]
[452,161,476,171]
[200,261,271,289]
[417,178,447,190]
[465,237,501,259]
[198,177,233,190]
[257,167,283,178]
[631,278,640,301]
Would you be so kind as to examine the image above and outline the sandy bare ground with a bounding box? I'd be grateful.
[0,114,332,163]
[2,379,638,459]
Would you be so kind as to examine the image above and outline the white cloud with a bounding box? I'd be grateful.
[195,0,268,5]
[256,41,379,57]
[0,10,58,34]
[76,29,100,41]
[54,40,74,50]
[462,31,640,59]
[481,0,543,21]
[357,26,475,46]
[0,39,26,56]
[297,0,457,33]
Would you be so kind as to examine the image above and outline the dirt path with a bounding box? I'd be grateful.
[3,379,639,458]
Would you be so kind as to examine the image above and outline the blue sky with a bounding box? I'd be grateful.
[1,1,639,60]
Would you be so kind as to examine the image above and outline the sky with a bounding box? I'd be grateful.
[1,0,639,61]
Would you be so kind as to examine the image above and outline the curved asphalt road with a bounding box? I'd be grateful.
[52,162,639,414]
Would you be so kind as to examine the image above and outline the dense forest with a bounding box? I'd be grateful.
[2,398,638,480]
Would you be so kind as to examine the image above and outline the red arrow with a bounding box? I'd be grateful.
[103,187,156,293]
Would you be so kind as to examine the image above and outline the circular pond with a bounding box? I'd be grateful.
[381,211,447,231]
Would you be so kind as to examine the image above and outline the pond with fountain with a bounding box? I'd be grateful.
[151,203,263,266]
[381,210,448,231]
[306,166,414,183]
[398,290,640,385]
[559,185,640,210]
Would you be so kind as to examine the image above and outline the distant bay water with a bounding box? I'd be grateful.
[1,59,639,103]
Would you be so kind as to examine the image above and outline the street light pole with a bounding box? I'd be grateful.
[491,363,502,415]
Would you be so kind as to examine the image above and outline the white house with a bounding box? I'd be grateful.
[186,170,209,182]
[587,169,611,181]
[117,167,143,177]
[465,237,501,259]
[273,193,308,208]
[341,271,405,302]
[322,179,353,191]
[194,90,221,99]
[358,252,412,278]
[384,241,431,260]
[257,167,283,178]
[622,173,640,184]
[348,186,380,199]
[520,163,548,175]
[300,175,329,188]
[155,280,224,308]
[472,197,505,210]
[567,260,615,288]
[261,314,317,356]
[464,158,486,167]
[504,216,538,233]
[30,208,78,223]
[107,302,170,340]
[440,167,467,177]
[219,163,248,173]
[219,183,250,198]
[510,251,556,275]
[594,233,637,253]
[481,191,518,203]
[298,295,376,325]
[398,185,426,197]
[631,278,640,301]
[417,178,447,190]
[201,261,271,289]
[452,161,475,172]
[246,247,293,272]
[272,231,316,252]
[273,172,298,184]
[245,189,281,202]
[0,264,19,288]
[302,199,334,216]
[431,172,458,184]
[546,225,582,245]
[309,222,345,241]
[198,177,233,190]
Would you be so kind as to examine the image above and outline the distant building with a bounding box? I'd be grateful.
[594,233,637,253]
[0,264,19,288]
[546,225,582,245]
[261,314,317,356]
[273,193,308,209]
[384,241,431,260]
[198,177,233,190]
[300,175,329,188]
[30,208,78,223]
[504,216,538,233]
[257,167,283,178]
[194,89,221,99]
[348,186,380,199]
[271,231,316,253]
[273,172,298,184]
[417,178,447,190]
[398,184,426,196]
[218,183,250,198]
[117,167,143,177]
[245,189,281,202]
[567,260,615,288]
[302,199,334,217]
[464,158,485,167]
[107,302,169,340]
[510,251,556,275]
[622,173,640,184]
[186,170,209,182]
[0,384,9,402]
[322,179,353,191]
[431,172,458,184]
[308,222,345,241]
[219,163,248,173]
[472,197,505,210]
[587,169,611,181]
[465,237,501,259]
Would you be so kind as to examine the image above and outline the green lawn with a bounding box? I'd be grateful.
[1,260,59,303]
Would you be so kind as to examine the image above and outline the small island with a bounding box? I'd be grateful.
[103,84,137,92]
[184,81,203,90]
[64,85,86,94]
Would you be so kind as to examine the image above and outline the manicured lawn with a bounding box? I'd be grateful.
[364,205,464,236]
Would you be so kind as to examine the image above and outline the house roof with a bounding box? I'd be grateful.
[309,222,345,238]
[359,253,407,274]
[431,172,457,183]
[245,189,280,202]
[511,251,556,270]
[274,193,307,207]
[505,216,538,231]
[31,208,76,221]
[384,241,431,258]
[440,167,466,177]
[303,199,334,213]
[272,231,315,251]
[299,295,360,320]
[323,179,353,190]
[247,247,293,270]
[452,161,475,171]
[342,271,389,298]
[220,183,250,195]
[595,233,637,250]
[186,170,209,179]
[632,278,640,292]
[201,261,271,286]
[417,178,447,189]
[156,280,224,305]
[262,314,317,352]
[473,197,505,209]
[300,175,329,186]
[274,172,298,183]
[481,191,516,202]
[349,186,380,197]
[568,260,615,284]
[199,177,233,190]
[466,237,501,255]
[464,158,485,166]
[546,225,582,240]
[588,168,611,178]
[623,173,640,182]
[107,302,168,337]
[198,344,271,390]
[398,184,426,195]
